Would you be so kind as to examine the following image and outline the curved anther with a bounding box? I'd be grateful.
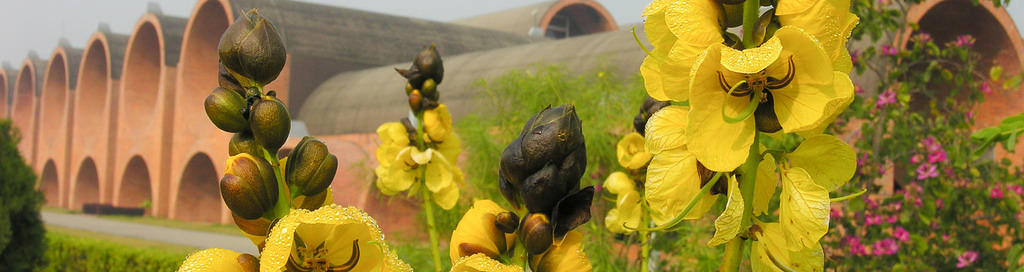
[719,71,752,97]
[766,56,795,89]
[331,240,361,272]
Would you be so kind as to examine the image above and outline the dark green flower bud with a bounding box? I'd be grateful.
[229,131,263,157]
[520,213,553,255]
[499,105,586,213]
[218,62,244,95]
[249,96,290,151]
[220,154,278,219]
[218,9,287,87]
[285,136,338,196]
[421,78,438,101]
[395,44,444,91]
[634,97,671,136]
[205,87,249,133]
[494,212,519,234]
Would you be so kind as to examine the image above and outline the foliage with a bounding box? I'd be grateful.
[41,231,186,272]
[0,119,47,271]
[827,0,1024,270]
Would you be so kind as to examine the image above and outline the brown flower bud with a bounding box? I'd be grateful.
[205,87,249,133]
[285,136,337,196]
[499,105,586,213]
[494,212,519,234]
[229,131,263,157]
[220,154,278,219]
[520,213,553,255]
[249,96,290,151]
[218,9,287,87]
[395,44,444,92]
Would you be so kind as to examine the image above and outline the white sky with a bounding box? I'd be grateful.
[1,0,1023,68]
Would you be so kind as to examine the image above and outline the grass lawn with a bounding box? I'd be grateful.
[45,225,199,255]
[42,206,241,236]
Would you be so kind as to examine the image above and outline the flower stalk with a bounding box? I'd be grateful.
[415,111,443,272]
[720,133,759,271]
[639,200,651,272]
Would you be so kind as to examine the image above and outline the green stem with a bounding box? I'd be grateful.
[742,0,760,48]
[255,84,290,220]
[421,187,443,272]
[639,201,651,272]
[720,133,760,271]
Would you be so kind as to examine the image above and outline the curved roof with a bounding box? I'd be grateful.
[454,0,618,38]
[299,29,644,135]
[49,42,83,90]
[94,26,130,80]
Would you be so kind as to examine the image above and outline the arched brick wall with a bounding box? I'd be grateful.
[170,152,223,222]
[71,33,118,206]
[39,47,78,208]
[537,0,618,38]
[0,70,7,118]
[71,157,100,210]
[39,159,60,207]
[116,155,153,215]
[12,59,39,167]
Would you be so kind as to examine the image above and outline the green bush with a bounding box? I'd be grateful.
[0,119,46,271]
[41,231,187,272]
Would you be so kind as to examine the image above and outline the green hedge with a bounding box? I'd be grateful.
[41,232,187,271]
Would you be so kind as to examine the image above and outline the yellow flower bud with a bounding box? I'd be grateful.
[423,104,452,142]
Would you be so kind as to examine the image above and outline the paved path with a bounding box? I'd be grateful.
[42,212,257,254]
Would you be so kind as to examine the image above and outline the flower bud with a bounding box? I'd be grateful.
[249,96,290,151]
[285,136,338,196]
[499,105,586,213]
[633,97,670,136]
[520,213,553,255]
[408,90,423,112]
[395,44,444,92]
[221,154,278,219]
[421,78,438,100]
[205,87,249,133]
[218,62,244,95]
[218,9,287,87]
[229,131,262,157]
[423,104,452,143]
[494,212,519,234]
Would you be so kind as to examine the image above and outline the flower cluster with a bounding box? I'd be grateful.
[603,97,666,234]
[182,9,410,271]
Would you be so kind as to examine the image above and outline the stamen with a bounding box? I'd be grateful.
[766,56,796,89]
[332,240,361,271]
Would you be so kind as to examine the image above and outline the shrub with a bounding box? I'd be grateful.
[41,231,187,272]
[0,119,46,271]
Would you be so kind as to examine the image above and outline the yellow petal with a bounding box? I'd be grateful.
[531,231,592,272]
[753,154,778,216]
[617,132,653,169]
[752,223,825,272]
[788,134,856,191]
[645,147,719,224]
[424,104,453,143]
[779,167,830,251]
[379,157,416,194]
[376,122,410,166]
[437,133,463,164]
[449,200,516,262]
[618,191,643,229]
[642,0,670,16]
[451,254,524,272]
[721,36,783,74]
[410,147,433,165]
[425,151,455,193]
[687,44,756,172]
[799,72,855,136]
[433,181,460,210]
[708,175,743,247]
[603,172,636,196]
[775,0,816,16]
[260,205,412,272]
[770,27,838,133]
[778,0,859,72]
[178,248,256,272]
[664,0,723,49]
[644,105,689,154]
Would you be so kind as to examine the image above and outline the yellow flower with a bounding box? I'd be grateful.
[778,0,859,73]
[603,172,641,234]
[751,223,825,272]
[451,254,523,272]
[424,104,453,143]
[687,26,854,172]
[373,123,463,210]
[616,132,653,170]
[640,0,724,102]
[708,175,742,247]
[643,106,721,225]
[260,204,412,272]
[786,134,856,191]
[178,248,259,272]
[529,231,592,272]
[449,200,516,262]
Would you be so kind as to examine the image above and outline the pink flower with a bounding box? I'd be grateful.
[956,251,978,268]
[876,89,897,108]
[980,82,993,95]
[921,137,942,153]
[913,33,932,43]
[928,150,947,164]
[855,85,865,95]
[893,226,910,242]
[881,45,899,56]
[865,214,883,226]
[916,163,938,180]
[830,208,843,219]
[1009,184,1023,195]
[889,201,903,211]
[865,197,879,209]
[851,50,861,64]
[936,198,944,210]
[910,154,923,164]
[942,234,951,242]
[967,111,974,120]
[872,239,899,255]
[857,153,869,167]
[846,236,868,256]
[955,35,975,47]
[887,215,898,224]
[991,186,1005,199]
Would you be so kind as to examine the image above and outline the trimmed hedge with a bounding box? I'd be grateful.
[0,119,46,271]
[41,232,188,271]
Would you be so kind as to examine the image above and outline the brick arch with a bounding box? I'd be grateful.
[71,157,100,210]
[12,59,39,166]
[171,152,222,222]
[39,48,79,209]
[906,0,1024,163]
[116,13,178,217]
[1,70,7,118]
[39,159,60,207]
[116,155,153,214]
[537,0,618,38]
[72,33,117,205]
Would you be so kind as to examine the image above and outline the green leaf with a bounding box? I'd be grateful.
[991,66,1004,81]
